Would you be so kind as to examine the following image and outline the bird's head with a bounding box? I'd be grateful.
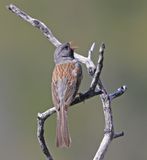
[54,42,75,64]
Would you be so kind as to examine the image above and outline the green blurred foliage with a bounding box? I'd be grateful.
[0,0,147,160]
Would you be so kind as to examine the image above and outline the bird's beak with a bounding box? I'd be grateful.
[69,41,79,50]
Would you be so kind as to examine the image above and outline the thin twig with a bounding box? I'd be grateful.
[88,42,95,59]
[90,43,105,90]
[109,85,127,101]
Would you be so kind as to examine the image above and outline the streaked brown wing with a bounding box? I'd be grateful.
[51,61,82,110]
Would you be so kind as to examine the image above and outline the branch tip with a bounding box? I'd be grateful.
[120,85,127,91]
[99,43,105,53]
[90,42,95,52]
[37,112,42,119]
[109,85,127,100]
[88,42,95,59]
[113,131,124,139]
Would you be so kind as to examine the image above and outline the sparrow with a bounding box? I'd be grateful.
[51,42,82,147]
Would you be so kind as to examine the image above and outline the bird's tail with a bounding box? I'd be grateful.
[56,106,71,147]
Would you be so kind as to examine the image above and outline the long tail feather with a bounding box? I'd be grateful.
[56,106,71,147]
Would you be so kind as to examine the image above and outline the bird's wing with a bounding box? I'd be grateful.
[51,61,82,110]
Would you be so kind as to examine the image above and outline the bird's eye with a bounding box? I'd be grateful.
[64,45,69,50]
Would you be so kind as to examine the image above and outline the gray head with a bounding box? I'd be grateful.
[54,42,74,64]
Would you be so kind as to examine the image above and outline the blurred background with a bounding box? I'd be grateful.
[0,0,147,160]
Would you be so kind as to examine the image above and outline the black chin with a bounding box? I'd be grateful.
[70,52,74,59]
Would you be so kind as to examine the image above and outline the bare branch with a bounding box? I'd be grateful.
[38,89,102,120]
[90,43,105,90]
[7,4,61,47]
[93,134,111,160]
[93,80,113,160]
[37,118,53,160]
[7,4,96,75]
[109,85,127,101]
[113,132,124,139]
[37,86,102,160]
[93,47,126,160]
[88,42,95,59]
[7,4,127,160]
[37,89,102,159]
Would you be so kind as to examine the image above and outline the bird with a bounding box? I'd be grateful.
[51,42,82,148]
